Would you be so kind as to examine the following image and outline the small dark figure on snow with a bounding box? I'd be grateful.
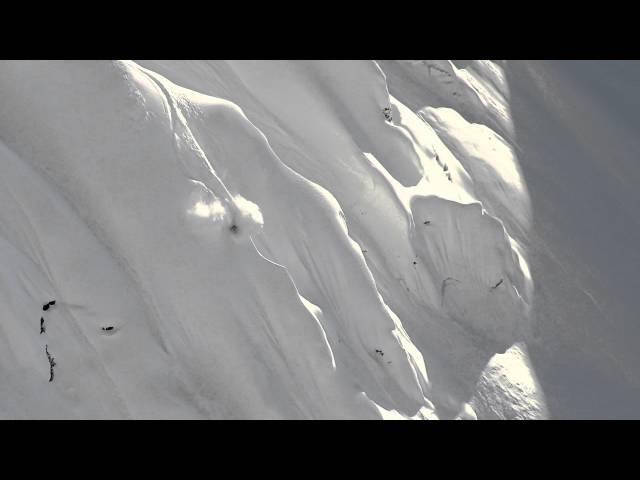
[490,279,504,290]
[45,345,56,383]
[375,349,384,356]
[424,220,431,225]
[102,326,114,332]
[40,317,45,335]
[42,300,55,311]
[229,224,238,234]
[383,107,392,122]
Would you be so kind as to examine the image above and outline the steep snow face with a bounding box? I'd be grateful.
[418,107,531,232]
[0,60,537,418]
[501,61,640,418]
[139,60,536,418]
[388,59,640,419]
[382,61,547,419]
[378,60,513,140]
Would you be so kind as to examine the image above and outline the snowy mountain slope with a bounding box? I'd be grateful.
[501,61,640,418]
[386,59,640,419]
[139,60,537,418]
[378,60,513,140]
[0,60,540,418]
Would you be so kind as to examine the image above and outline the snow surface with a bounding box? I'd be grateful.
[1,59,610,419]
[499,61,640,418]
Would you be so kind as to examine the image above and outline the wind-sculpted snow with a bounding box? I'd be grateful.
[409,196,530,350]
[0,60,538,418]
[418,107,531,233]
[379,60,514,140]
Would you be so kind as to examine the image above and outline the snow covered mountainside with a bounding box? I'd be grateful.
[0,60,622,419]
